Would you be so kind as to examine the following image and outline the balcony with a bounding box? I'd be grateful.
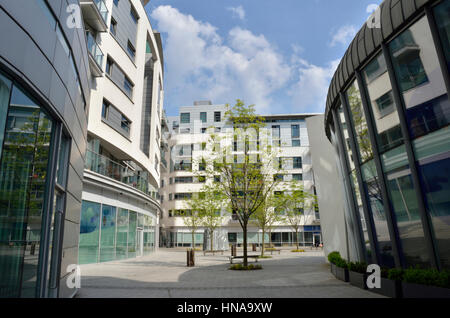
[86,32,104,77]
[80,0,108,32]
[85,149,159,200]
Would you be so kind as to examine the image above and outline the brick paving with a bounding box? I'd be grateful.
[76,248,385,298]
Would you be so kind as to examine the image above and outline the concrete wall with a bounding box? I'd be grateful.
[306,115,349,262]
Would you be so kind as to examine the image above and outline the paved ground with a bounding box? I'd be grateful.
[76,248,385,298]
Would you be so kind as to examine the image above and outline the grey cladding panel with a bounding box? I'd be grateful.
[111,0,139,59]
[403,0,417,19]
[381,1,394,39]
[391,1,404,30]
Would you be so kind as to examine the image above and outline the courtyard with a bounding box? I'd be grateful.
[76,248,384,298]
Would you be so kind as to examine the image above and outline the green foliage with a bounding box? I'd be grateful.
[327,251,347,268]
[387,268,404,281]
[258,255,272,259]
[403,267,450,288]
[347,261,368,274]
[291,249,305,252]
[229,264,263,270]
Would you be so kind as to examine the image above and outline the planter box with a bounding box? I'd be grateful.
[402,282,450,298]
[330,263,336,276]
[349,271,367,289]
[335,266,349,282]
[368,277,402,298]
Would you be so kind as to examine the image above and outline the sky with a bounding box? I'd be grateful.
[144,0,383,116]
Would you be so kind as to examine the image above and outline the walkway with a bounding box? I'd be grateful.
[76,248,385,298]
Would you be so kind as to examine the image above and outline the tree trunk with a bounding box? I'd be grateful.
[243,222,248,267]
[210,229,214,252]
[261,229,265,257]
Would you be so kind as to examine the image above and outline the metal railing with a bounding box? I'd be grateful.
[85,149,159,200]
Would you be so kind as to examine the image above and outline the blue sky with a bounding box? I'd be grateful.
[145,0,383,116]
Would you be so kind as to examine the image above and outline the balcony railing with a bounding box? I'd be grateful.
[85,149,159,201]
[86,32,104,70]
[93,0,108,23]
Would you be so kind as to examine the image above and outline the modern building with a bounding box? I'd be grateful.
[0,0,91,297]
[78,0,164,265]
[322,0,449,270]
[159,101,322,249]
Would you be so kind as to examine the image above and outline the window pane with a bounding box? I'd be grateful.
[337,105,356,171]
[0,73,12,160]
[100,205,116,262]
[381,145,430,267]
[79,201,101,264]
[116,208,128,260]
[434,0,450,73]
[291,124,300,138]
[390,16,447,137]
[346,80,374,163]
[361,160,394,267]
[200,112,207,123]
[0,85,54,297]
[362,53,404,153]
[180,113,190,124]
[128,211,137,258]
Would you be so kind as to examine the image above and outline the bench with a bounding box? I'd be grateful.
[203,250,224,256]
[228,255,259,264]
[265,249,281,255]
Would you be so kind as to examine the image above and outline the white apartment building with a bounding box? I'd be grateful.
[159,101,322,250]
[79,0,164,264]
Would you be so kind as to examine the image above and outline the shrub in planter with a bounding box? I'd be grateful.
[327,251,341,264]
[327,251,348,281]
[365,267,402,298]
[401,267,450,298]
[347,262,368,289]
[229,264,263,270]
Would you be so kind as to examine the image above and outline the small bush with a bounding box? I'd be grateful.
[347,261,367,274]
[387,268,404,281]
[403,267,450,288]
[229,264,263,270]
[258,255,272,259]
[291,249,305,252]
[327,251,341,264]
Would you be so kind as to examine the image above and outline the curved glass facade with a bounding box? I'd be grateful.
[78,200,156,264]
[326,0,450,270]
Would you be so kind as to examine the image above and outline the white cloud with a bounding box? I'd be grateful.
[329,25,357,47]
[227,5,246,20]
[150,5,291,113]
[288,56,340,113]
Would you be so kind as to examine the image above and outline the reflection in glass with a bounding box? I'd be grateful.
[414,127,450,269]
[362,53,404,153]
[346,80,374,163]
[0,73,12,160]
[128,211,137,258]
[337,105,356,171]
[116,208,128,260]
[350,170,371,258]
[0,84,53,297]
[100,205,116,262]
[79,201,101,264]
[434,0,450,72]
[381,145,430,267]
[361,160,394,267]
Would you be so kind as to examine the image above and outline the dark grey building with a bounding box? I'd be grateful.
[0,0,90,297]
[324,0,450,270]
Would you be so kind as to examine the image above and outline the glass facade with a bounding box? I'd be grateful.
[327,2,450,270]
[78,201,156,264]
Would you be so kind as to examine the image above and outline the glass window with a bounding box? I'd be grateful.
[346,80,374,163]
[56,134,70,186]
[124,76,133,96]
[121,115,131,133]
[292,139,300,147]
[128,211,137,258]
[110,18,117,36]
[337,105,356,171]
[127,41,135,59]
[0,84,54,297]
[56,26,70,58]
[381,145,430,267]
[293,157,302,169]
[79,201,101,264]
[100,205,116,262]
[106,57,113,76]
[130,6,139,24]
[0,73,12,160]
[214,111,221,122]
[116,209,128,259]
[36,0,56,30]
[390,16,447,137]
[293,173,302,181]
[434,0,450,73]
[291,124,300,138]
[101,100,109,119]
[180,113,190,124]
[200,112,207,123]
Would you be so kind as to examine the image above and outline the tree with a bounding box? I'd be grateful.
[278,182,317,251]
[202,100,284,266]
[181,202,203,250]
[251,193,281,257]
[188,184,226,251]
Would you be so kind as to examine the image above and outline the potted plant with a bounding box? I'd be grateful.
[328,251,340,276]
[348,261,368,289]
[401,267,450,298]
[328,251,348,282]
